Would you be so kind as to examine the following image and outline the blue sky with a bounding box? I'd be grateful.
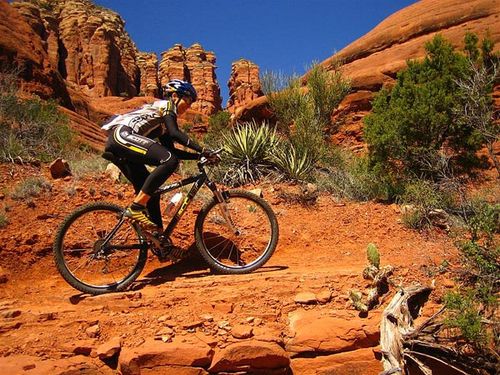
[94,0,417,105]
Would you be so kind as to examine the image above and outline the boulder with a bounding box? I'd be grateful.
[96,336,122,360]
[286,310,379,355]
[208,340,290,373]
[291,347,381,375]
[118,337,212,375]
[105,163,121,182]
[0,354,103,375]
[294,292,317,304]
[49,158,72,179]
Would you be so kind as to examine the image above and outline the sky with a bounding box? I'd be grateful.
[93,0,417,105]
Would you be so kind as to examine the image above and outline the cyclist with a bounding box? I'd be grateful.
[102,79,210,231]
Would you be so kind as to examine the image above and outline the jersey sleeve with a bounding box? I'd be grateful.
[163,113,203,153]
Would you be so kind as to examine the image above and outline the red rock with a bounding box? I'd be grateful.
[227,59,263,114]
[61,340,95,356]
[231,324,253,339]
[294,292,317,304]
[212,302,234,314]
[291,347,381,375]
[285,310,379,355]
[0,1,71,105]
[96,336,122,360]
[0,309,21,319]
[208,340,290,373]
[49,158,72,179]
[0,354,103,375]
[316,290,332,304]
[118,337,212,375]
[137,52,159,97]
[0,266,8,284]
[159,43,222,116]
[0,321,21,333]
[85,323,100,338]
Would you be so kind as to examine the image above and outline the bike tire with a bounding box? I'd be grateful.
[53,202,148,295]
[194,190,279,274]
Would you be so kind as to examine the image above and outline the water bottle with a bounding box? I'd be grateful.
[164,192,183,217]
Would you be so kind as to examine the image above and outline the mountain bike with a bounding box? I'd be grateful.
[53,150,279,295]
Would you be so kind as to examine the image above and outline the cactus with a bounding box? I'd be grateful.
[349,290,368,313]
[367,243,380,269]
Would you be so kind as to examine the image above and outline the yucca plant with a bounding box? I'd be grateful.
[223,120,277,162]
[271,141,315,181]
[221,120,277,186]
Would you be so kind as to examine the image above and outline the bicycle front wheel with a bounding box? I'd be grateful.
[195,190,279,274]
[53,202,148,295]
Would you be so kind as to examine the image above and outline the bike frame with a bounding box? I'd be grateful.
[155,163,221,238]
[100,158,227,252]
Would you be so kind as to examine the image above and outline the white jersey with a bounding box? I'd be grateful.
[101,100,177,137]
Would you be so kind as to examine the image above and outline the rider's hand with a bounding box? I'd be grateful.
[200,148,220,163]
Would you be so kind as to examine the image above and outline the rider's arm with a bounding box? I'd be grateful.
[171,148,200,160]
[163,113,203,153]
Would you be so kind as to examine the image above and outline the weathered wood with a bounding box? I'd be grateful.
[379,285,433,375]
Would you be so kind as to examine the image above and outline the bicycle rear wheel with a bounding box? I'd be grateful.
[194,190,279,274]
[53,202,148,295]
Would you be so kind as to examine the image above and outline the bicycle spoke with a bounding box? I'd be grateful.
[198,192,277,272]
[57,204,145,292]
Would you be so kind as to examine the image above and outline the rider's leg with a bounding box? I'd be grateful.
[129,143,179,228]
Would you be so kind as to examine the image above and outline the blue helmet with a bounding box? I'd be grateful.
[164,79,197,101]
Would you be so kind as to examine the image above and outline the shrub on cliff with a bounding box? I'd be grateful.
[364,33,498,181]
[0,70,74,163]
[262,63,350,180]
[204,110,231,147]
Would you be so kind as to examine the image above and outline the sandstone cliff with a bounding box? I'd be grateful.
[12,0,140,98]
[159,43,222,116]
[136,52,159,97]
[226,59,263,114]
[236,0,500,149]
[0,0,70,106]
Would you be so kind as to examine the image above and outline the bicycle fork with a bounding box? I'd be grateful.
[210,185,240,236]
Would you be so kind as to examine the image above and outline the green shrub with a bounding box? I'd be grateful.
[364,34,492,179]
[444,291,486,344]
[0,71,74,162]
[315,151,397,201]
[306,62,351,131]
[204,110,231,147]
[0,209,8,228]
[399,179,454,229]
[67,151,108,179]
[444,198,499,350]
[271,141,315,181]
[12,177,52,200]
[261,64,350,183]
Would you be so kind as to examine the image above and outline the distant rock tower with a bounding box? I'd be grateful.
[159,43,222,116]
[226,59,263,114]
[136,52,159,97]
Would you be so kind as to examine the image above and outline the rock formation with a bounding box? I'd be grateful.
[12,0,140,98]
[0,0,70,106]
[235,0,500,148]
[159,43,222,116]
[136,52,159,97]
[226,59,263,114]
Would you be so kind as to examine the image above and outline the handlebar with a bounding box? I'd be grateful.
[198,148,223,167]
